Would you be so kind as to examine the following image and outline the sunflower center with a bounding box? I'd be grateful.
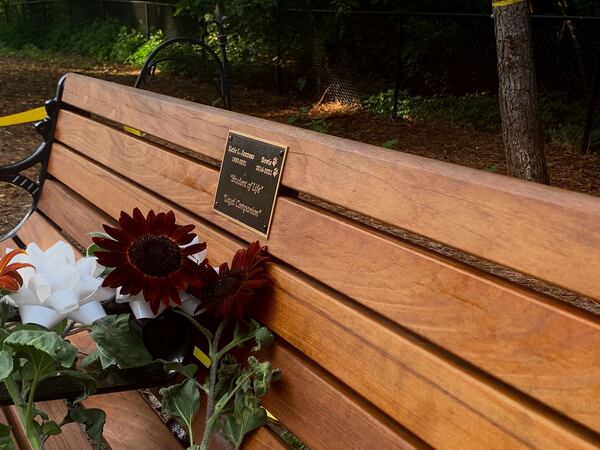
[212,273,244,298]
[128,234,182,277]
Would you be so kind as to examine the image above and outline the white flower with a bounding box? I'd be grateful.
[5,241,114,328]
[116,237,206,319]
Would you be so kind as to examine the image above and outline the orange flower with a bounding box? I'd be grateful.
[0,249,33,292]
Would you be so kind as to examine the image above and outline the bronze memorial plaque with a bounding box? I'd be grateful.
[213,131,288,238]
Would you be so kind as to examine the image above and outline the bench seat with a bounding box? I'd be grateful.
[2,73,600,449]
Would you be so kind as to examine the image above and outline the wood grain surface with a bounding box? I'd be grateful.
[53,112,600,433]
[60,74,600,303]
[0,406,21,449]
[40,182,421,450]
[44,145,600,449]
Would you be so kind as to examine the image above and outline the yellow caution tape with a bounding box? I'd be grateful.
[492,0,525,7]
[0,106,46,127]
[193,346,211,368]
[123,125,144,136]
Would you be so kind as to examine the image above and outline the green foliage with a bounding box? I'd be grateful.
[285,108,330,133]
[159,379,200,442]
[219,356,280,449]
[364,89,500,132]
[0,422,13,450]
[4,329,78,370]
[382,138,399,149]
[0,18,162,67]
[365,89,598,145]
[89,315,153,369]
[62,406,106,449]
[110,27,147,63]
[126,31,164,66]
[221,389,266,449]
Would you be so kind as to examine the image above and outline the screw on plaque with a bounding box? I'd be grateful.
[228,135,232,141]
[279,150,284,156]
[263,224,268,230]
[214,201,219,207]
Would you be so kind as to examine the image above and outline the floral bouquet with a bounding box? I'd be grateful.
[0,208,280,450]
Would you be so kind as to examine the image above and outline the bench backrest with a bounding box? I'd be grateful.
[11,73,600,449]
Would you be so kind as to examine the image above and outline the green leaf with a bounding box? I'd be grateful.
[0,328,8,346]
[56,370,98,404]
[382,138,399,149]
[214,354,242,400]
[62,406,105,448]
[86,243,101,258]
[0,350,13,380]
[51,319,69,336]
[251,327,274,352]
[222,390,267,450]
[89,315,152,369]
[0,422,14,450]
[81,350,103,371]
[157,360,198,379]
[159,379,200,436]
[4,330,77,368]
[248,356,281,398]
[41,421,61,437]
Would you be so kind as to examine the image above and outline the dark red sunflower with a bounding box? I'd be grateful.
[190,241,269,318]
[0,249,33,292]
[93,208,207,314]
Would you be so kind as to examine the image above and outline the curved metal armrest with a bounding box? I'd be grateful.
[0,78,65,242]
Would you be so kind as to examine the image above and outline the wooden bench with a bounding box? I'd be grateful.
[3,72,600,449]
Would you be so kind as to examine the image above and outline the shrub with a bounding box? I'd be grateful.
[364,88,596,144]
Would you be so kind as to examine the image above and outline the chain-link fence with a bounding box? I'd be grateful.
[276,10,600,103]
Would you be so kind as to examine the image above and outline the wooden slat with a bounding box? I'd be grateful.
[54,110,600,432]
[0,407,21,449]
[2,405,31,450]
[83,393,182,450]
[45,145,600,449]
[16,212,66,250]
[260,342,423,450]
[40,181,420,450]
[60,73,600,303]
[0,238,17,253]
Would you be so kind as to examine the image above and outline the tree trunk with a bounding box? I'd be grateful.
[493,0,550,184]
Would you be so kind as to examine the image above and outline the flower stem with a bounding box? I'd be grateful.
[173,309,214,353]
[199,317,229,450]
[24,373,42,449]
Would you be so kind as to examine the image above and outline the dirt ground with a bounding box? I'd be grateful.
[1,54,600,314]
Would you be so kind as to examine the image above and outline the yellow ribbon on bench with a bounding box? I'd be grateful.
[0,106,46,127]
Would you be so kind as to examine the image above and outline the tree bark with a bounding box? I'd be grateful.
[493,1,550,184]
